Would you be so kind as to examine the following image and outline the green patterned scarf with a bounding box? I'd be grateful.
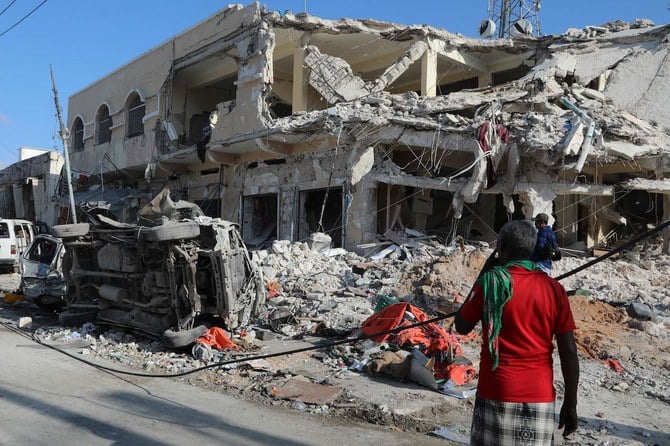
[477,260,539,370]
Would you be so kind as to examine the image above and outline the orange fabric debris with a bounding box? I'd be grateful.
[361,303,463,357]
[435,363,478,385]
[603,358,624,373]
[267,280,281,298]
[196,327,239,351]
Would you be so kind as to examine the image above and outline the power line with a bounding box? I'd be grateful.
[0,0,17,18]
[0,0,47,38]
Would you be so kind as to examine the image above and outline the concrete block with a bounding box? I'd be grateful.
[412,195,433,214]
[256,329,276,341]
[627,302,653,321]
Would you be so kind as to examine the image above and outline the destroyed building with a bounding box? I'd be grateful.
[0,147,64,224]
[63,3,670,252]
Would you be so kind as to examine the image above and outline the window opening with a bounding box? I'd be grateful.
[72,118,84,151]
[242,194,278,248]
[299,188,343,248]
[97,105,112,144]
[126,94,145,137]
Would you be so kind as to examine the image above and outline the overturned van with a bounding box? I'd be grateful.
[52,189,266,347]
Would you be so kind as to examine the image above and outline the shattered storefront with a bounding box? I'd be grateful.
[65,3,670,252]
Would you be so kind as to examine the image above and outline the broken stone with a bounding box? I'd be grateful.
[273,377,343,405]
[627,302,653,321]
[255,329,276,341]
[17,317,32,329]
[308,232,332,252]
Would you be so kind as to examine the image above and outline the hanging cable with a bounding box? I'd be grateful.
[0,0,47,37]
[0,0,16,18]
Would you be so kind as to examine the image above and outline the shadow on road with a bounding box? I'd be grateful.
[0,384,312,445]
[579,416,670,444]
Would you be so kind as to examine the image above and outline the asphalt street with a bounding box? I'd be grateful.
[0,323,447,446]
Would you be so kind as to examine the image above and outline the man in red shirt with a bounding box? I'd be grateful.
[456,220,579,445]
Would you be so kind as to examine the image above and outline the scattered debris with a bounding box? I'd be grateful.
[273,378,343,405]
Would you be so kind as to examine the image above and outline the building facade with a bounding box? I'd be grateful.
[65,3,670,251]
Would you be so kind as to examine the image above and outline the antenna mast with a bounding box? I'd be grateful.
[487,0,541,38]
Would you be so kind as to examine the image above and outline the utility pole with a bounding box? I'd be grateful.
[50,65,78,224]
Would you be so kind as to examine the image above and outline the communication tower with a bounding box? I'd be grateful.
[479,0,541,38]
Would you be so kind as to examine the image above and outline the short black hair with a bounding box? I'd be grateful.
[497,220,536,260]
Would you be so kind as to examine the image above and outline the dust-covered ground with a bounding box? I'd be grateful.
[1,239,669,445]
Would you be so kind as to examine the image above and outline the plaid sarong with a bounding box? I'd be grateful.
[470,397,555,446]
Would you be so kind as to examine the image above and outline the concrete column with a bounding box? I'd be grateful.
[12,185,24,219]
[30,178,46,222]
[421,49,437,97]
[478,72,493,88]
[346,179,376,250]
[292,46,309,113]
[220,165,241,222]
[345,146,378,250]
[278,186,297,242]
[518,187,556,226]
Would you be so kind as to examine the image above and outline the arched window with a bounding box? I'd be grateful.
[72,117,84,152]
[96,104,112,144]
[125,92,145,137]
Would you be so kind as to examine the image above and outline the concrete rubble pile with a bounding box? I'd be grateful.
[254,233,487,337]
[3,233,670,441]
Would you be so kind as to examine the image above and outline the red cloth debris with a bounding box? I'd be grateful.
[435,363,478,385]
[196,327,239,351]
[361,303,463,357]
[603,358,624,373]
[477,121,511,190]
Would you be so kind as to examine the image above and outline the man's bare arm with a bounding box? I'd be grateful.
[557,331,579,437]
[454,312,476,335]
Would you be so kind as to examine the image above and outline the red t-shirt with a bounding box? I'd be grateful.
[459,266,576,403]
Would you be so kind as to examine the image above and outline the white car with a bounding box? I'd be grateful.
[20,234,67,310]
[0,219,36,273]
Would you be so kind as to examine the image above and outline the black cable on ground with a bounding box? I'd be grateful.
[3,219,668,379]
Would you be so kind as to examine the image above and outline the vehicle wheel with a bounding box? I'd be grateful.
[34,295,66,312]
[162,325,208,348]
[51,223,90,238]
[141,222,200,242]
[58,308,98,326]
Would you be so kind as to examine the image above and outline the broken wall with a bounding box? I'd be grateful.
[217,144,377,250]
[0,151,64,224]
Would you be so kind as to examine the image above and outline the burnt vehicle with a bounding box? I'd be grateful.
[52,189,266,347]
[20,234,67,309]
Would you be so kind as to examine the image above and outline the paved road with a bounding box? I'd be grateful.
[0,324,447,446]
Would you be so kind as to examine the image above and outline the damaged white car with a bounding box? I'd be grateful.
[20,234,67,309]
[51,189,266,348]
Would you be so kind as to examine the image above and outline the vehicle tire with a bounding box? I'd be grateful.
[58,308,98,326]
[141,222,200,242]
[162,325,208,348]
[51,223,90,238]
[34,295,66,312]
